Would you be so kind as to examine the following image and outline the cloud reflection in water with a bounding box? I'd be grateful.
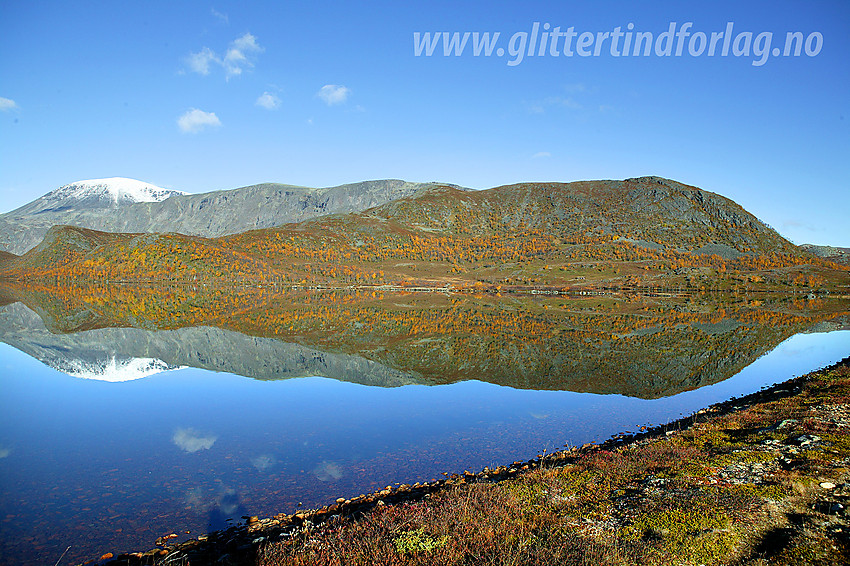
[313,460,344,482]
[251,454,276,472]
[172,428,217,453]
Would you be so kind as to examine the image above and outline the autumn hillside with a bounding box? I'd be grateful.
[2,225,271,282]
[367,176,794,256]
[0,177,847,291]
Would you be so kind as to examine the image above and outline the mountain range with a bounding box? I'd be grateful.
[0,177,448,255]
[0,176,846,291]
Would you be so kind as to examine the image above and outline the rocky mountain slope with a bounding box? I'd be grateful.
[361,176,796,256]
[0,178,444,254]
[801,244,850,265]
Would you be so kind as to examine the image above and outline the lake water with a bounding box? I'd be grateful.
[0,292,848,565]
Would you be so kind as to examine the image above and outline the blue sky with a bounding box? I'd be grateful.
[1,0,848,245]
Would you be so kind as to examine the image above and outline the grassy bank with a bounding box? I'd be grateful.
[100,357,850,566]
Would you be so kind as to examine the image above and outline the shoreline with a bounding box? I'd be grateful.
[92,356,850,566]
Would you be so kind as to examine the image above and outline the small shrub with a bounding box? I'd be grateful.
[392,528,449,556]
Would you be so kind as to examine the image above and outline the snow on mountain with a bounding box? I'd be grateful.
[49,177,187,205]
[0,178,435,254]
[57,356,186,382]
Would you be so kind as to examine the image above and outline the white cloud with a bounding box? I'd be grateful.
[550,96,582,110]
[177,108,222,133]
[528,96,582,114]
[0,97,18,111]
[532,151,551,159]
[185,47,219,76]
[211,8,229,24]
[317,84,350,105]
[781,219,817,233]
[255,91,281,110]
[182,33,262,79]
[173,428,217,453]
[224,33,263,79]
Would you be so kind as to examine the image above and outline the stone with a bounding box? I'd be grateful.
[792,434,822,446]
[820,482,837,489]
[335,497,346,504]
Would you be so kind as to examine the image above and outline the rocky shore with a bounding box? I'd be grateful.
[90,357,850,566]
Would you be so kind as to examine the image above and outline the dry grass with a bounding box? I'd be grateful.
[260,481,625,566]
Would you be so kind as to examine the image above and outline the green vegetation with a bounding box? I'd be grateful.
[393,529,450,556]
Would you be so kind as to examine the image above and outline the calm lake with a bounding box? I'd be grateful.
[0,288,848,565]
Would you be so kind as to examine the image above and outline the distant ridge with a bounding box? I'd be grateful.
[0,178,456,254]
[800,244,850,266]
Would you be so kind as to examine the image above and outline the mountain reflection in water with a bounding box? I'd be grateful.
[2,282,848,398]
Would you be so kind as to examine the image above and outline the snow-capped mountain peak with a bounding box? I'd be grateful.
[50,177,187,205]
[59,356,186,382]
